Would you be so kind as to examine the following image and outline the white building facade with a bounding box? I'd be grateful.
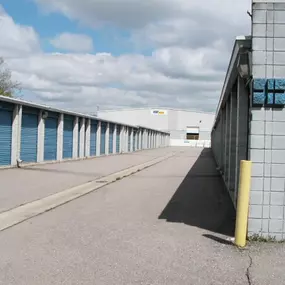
[98,108,215,147]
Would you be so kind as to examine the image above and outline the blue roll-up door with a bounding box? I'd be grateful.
[0,103,13,166]
[128,128,131,152]
[63,115,74,159]
[133,130,136,151]
[137,130,140,150]
[90,121,98,156]
[44,112,58,161]
[109,123,114,154]
[84,123,87,157]
[100,122,107,155]
[141,130,143,149]
[146,131,148,148]
[78,121,81,157]
[116,125,120,153]
[21,107,38,163]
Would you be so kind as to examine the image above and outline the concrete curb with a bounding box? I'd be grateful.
[0,152,175,232]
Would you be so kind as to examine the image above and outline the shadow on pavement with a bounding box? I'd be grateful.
[158,148,236,237]
[203,234,233,245]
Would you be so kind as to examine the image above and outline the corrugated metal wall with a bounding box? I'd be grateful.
[0,98,169,168]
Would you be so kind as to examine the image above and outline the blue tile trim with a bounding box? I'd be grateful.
[253,92,266,105]
[267,93,274,105]
[275,79,285,90]
[276,94,285,105]
[253,78,285,107]
[253,79,267,90]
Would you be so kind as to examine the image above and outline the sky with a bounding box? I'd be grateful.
[0,0,251,113]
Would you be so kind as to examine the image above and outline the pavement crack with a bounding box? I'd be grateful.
[246,252,253,285]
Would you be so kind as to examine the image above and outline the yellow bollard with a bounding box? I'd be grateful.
[234,160,252,248]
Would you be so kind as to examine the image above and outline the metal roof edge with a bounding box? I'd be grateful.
[0,96,168,135]
[213,35,252,127]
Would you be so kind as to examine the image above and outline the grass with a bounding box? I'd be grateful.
[248,233,285,243]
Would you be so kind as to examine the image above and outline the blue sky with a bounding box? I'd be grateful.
[1,0,150,56]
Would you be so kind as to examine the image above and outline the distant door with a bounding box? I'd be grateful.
[63,115,74,159]
[84,123,87,156]
[147,131,150,148]
[21,108,38,162]
[109,124,114,154]
[100,122,107,155]
[78,121,81,157]
[44,113,58,161]
[90,121,98,156]
[133,130,136,151]
[137,130,140,149]
[141,130,143,149]
[116,125,120,153]
[128,128,131,152]
[0,105,13,166]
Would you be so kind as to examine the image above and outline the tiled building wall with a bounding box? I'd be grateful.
[249,1,285,239]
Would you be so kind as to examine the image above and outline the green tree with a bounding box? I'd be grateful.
[0,57,20,97]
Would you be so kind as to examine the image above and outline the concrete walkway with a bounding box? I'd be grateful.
[0,147,284,284]
[0,148,174,213]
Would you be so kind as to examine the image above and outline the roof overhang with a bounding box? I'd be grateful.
[213,36,252,127]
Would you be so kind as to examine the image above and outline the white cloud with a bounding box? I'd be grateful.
[34,0,182,29]
[50,33,94,52]
[34,0,251,30]
[0,1,252,112]
[7,48,225,112]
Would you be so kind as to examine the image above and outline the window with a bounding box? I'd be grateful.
[186,134,199,140]
[186,126,199,140]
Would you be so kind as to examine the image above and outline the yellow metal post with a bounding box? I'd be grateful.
[235,160,252,247]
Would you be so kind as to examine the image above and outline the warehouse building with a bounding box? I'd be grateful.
[0,96,169,168]
[98,108,215,146]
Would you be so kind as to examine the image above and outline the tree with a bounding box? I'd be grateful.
[0,57,20,97]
